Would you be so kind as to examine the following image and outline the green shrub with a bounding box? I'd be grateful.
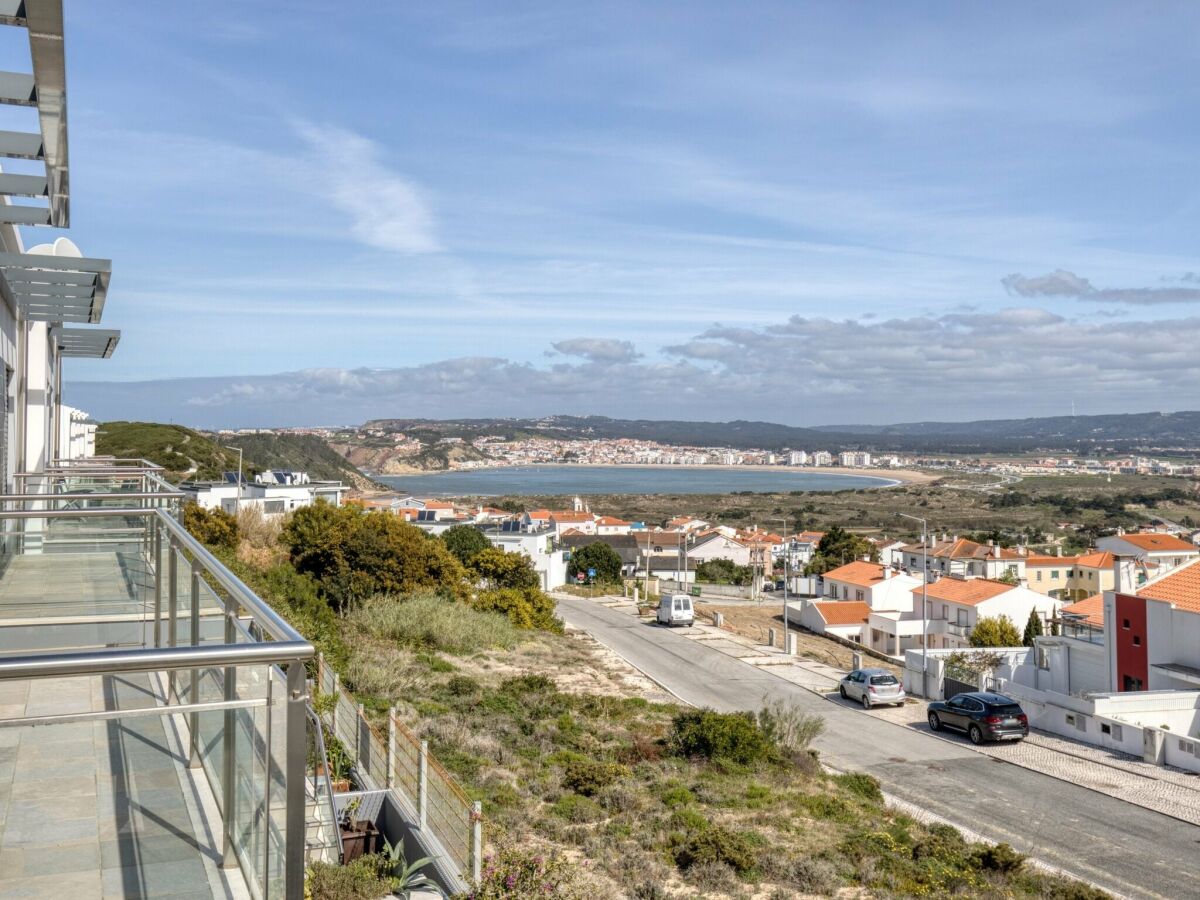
[445,674,480,696]
[672,825,758,875]
[835,771,883,803]
[468,844,589,899]
[973,842,1025,874]
[768,855,840,894]
[796,792,855,824]
[755,700,825,756]
[183,503,239,552]
[304,856,391,900]
[471,586,563,632]
[550,793,603,823]
[659,784,695,808]
[346,592,520,655]
[440,524,492,565]
[668,708,775,765]
[561,758,629,797]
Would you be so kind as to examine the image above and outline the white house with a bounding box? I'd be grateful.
[820,560,921,606]
[688,532,752,567]
[595,515,633,535]
[915,576,1056,651]
[798,600,871,641]
[57,405,96,460]
[1097,532,1200,579]
[182,471,345,517]
[898,536,1025,581]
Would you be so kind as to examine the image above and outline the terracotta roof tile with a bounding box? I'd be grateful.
[1061,594,1104,627]
[914,578,1014,607]
[1138,559,1200,613]
[813,601,871,626]
[1076,550,1114,569]
[822,561,886,589]
[1118,533,1197,553]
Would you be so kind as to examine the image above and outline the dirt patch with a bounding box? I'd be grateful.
[695,601,902,676]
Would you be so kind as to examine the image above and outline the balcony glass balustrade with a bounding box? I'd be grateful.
[0,466,336,900]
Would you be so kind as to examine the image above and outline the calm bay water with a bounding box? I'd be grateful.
[377,465,896,497]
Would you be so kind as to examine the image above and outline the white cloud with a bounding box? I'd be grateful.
[1002,269,1200,305]
[293,121,440,254]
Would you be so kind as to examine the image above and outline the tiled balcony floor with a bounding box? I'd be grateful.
[0,550,246,899]
[0,672,249,899]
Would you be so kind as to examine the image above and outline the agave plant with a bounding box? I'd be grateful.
[382,838,434,897]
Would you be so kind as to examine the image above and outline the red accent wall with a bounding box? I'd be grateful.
[1114,592,1148,691]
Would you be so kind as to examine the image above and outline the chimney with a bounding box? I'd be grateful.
[1117,526,1125,537]
[882,566,892,580]
[1056,546,1062,557]
[992,544,1001,559]
[1112,554,1137,594]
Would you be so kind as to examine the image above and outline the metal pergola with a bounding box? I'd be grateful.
[0,0,68,227]
[55,325,119,358]
[0,250,110,323]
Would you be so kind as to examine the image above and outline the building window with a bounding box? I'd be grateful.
[855,590,864,601]
[1036,571,1042,581]
[1122,618,1130,630]
[1122,675,1143,691]
[1036,647,1049,670]
[1050,570,1059,579]
[263,500,286,514]
[1132,635,1141,647]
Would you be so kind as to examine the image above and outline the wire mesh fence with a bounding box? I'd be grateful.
[315,655,479,881]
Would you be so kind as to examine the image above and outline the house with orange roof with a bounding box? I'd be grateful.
[1109,556,1200,692]
[813,560,922,652]
[665,515,709,533]
[547,510,597,537]
[897,536,1026,581]
[595,515,633,536]
[1098,531,1199,578]
[916,576,1055,651]
[798,601,872,641]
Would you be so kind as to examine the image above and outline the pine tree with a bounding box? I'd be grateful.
[1022,609,1044,646]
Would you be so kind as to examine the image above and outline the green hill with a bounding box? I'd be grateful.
[96,422,375,488]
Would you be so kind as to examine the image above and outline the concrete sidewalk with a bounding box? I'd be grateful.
[567,592,1200,827]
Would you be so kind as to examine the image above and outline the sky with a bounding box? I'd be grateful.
[30,1,1200,427]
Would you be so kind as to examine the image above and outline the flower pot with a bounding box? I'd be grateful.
[339,821,381,863]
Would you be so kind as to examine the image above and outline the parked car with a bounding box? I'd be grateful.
[656,593,695,627]
[761,581,775,592]
[838,668,905,708]
[927,692,1029,744]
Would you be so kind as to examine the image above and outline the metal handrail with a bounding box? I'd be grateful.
[0,505,306,647]
[306,704,345,862]
[0,641,314,681]
[0,491,186,502]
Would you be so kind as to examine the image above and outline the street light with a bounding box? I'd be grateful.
[777,516,790,652]
[225,446,244,515]
[900,513,928,698]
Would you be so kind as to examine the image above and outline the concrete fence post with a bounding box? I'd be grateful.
[330,673,340,733]
[786,633,797,656]
[418,740,429,830]
[852,650,863,670]
[471,801,483,884]
[387,708,397,790]
[768,627,778,648]
[356,702,365,762]
[713,611,724,628]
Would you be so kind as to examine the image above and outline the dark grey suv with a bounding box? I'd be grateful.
[927,691,1028,744]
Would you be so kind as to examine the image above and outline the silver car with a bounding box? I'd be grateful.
[839,668,905,709]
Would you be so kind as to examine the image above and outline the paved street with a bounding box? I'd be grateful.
[558,594,1200,900]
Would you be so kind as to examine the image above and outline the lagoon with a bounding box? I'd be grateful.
[377,465,896,497]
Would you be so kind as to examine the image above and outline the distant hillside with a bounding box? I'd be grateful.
[97,422,242,481]
[361,411,1200,454]
[97,422,377,488]
[814,411,1200,449]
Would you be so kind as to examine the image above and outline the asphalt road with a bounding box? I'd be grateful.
[558,594,1200,900]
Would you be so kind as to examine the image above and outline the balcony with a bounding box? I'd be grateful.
[0,462,336,899]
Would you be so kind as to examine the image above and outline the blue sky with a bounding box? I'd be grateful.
[41,2,1200,425]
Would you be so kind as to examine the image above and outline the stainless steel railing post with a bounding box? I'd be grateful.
[222,606,237,868]
[152,520,162,649]
[189,560,202,769]
[285,659,308,900]
[168,537,178,698]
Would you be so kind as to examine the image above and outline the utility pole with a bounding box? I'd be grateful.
[900,513,928,698]
[226,446,244,515]
[777,516,789,651]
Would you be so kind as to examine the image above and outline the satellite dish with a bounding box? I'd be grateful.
[27,236,83,258]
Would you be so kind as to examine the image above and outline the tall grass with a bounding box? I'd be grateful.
[347,591,521,655]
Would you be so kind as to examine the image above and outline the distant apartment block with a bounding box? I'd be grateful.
[182,469,345,516]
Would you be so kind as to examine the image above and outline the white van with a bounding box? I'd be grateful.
[657,593,695,627]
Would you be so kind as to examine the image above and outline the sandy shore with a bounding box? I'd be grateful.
[367,461,936,487]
